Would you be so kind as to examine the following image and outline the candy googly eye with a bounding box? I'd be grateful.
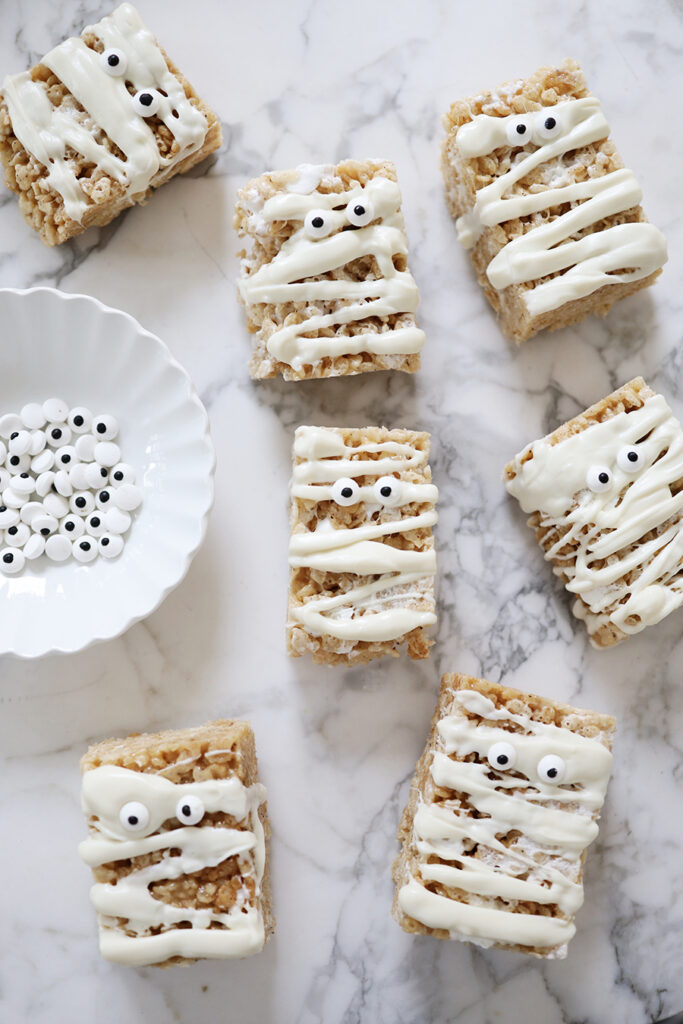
[505,117,532,146]
[72,537,98,563]
[487,741,517,771]
[68,463,89,490]
[70,491,95,516]
[0,506,19,529]
[616,447,643,474]
[6,454,30,474]
[100,47,127,76]
[47,424,71,447]
[85,512,106,537]
[0,414,22,438]
[53,469,74,498]
[534,111,562,143]
[373,476,403,507]
[43,492,69,519]
[2,487,26,509]
[35,471,56,498]
[109,462,135,486]
[346,197,374,227]
[94,441,121,468]
[45,533,71,561]
[113,483,142,512]
[55,444,77,468]
[92,414,119,442]
[59,514,84,538]
[12,472,35,496]
[20,501,43,526]
[67,407,92,434]
[85,463,109,490]
[31,449,54,474]
[119,801,150,833]
[29,430,46,456]
[98,533,124,558]
[75,434,96,462]
[132,89,161,117]
[175,794,204,826]
[0,468,9,491]
[304,209,334,240]
[23,534,45,560]
[96,489,112,510]
[20,403,46,430]
[537,754,566,784]
[331,477,361,506]
[0,547,25,574]
[42,398,69,423]
[5,523,29,548]
[33,513,58,538]
[9,430,31,456]
[586,465,612,493]
[105,507,132,534]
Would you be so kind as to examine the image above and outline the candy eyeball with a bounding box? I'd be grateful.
[537,754,566,784]
[100,47,127,76]
[0,547,25,574]
[534,111,562,143]
[113,483,142,511]
[7,453,30,474]
[3,486,26,509]
[59,514,85,539]
[0,506,19,529]
[12,472,36,495]
[68,463,89,490]
[47,424,71,447]
[586,465,613,493]
[119,801,150,833]
[85,462,109,490]
[304,209,334,240]
[53,469,74,498]
[132,89,161,117]
[20,501,43,526]
[487,741,517,771]
[94,441,121,468]
[70,491,95,516]
[0,414,22,438]
[67,407,92,434]
[73,537,98,563]
[616,446,643,474]
[92,414,119,442]
[331,477,361,506]
[55,444,77,469]
[105,507,132,534]
[29,430,46,456]
[0,468,9,491]
[175,794,204,826]
[346,197,374,227]
[109,462,135,486]
[373,476,403,508]
[33,513,58,537]
[43,492,69,519]
[35,471,56,498]
[32,449,54,474]
[45,534,71,561]
[42,398,68,423]
[9,430,31,456]
[23,534,45,560]
[505,116,532,146]
[75,434,96,462]
[20,403,45,430]
[98,533,124,558]
[85,512,106,537]
[96,489,113,511]
[5,523,29,548]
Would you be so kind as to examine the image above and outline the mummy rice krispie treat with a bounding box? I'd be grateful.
[0,3,221,245]
[393,674,615,959]
[288,426,438,665]
[79,719,273,967]
[505,377,683,648]
[441,60,667,342]
[0,398,141,571]
[234,160,426,380]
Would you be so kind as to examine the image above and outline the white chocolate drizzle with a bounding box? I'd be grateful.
[454,98,667,315]
[506,392,683,639]
[289,426,437,643]
[398,689,613,954]
[239,170,425,370]
[2,3,208,222]
[79,765,266,965]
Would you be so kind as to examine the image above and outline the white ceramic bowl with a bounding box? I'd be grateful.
[0,288,215,658]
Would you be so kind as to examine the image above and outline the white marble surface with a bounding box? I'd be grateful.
[1,1,682,1021]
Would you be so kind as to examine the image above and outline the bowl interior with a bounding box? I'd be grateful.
[0,288,214,657]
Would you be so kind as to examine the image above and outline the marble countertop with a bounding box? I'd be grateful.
[1,1,682,1022]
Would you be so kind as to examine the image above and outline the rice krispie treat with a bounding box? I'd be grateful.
[393,674,615,959]
[234,160,425,380]
[79,719,273,967]
[287,425,438,665]
[0,3,222,246]
[441,59,667,342]
[505,377,683,648]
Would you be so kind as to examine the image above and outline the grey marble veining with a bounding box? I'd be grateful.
[1,0,682,1021]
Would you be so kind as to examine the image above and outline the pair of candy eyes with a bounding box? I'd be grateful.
[330,476,402,507]
[304,199,374,239]
[99,48,163,118]
[488,743,566,784]
[586,446,644,493]
[119,795,204,832]
[505,111,564,147]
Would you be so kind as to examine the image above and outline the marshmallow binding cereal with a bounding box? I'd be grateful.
[234,160,425,380]
[393,674,615,959]
[505,377,683,648]
[288,425,438,665]
[441,60,667,342]
[79,720,273,967]
[0,3,221,245]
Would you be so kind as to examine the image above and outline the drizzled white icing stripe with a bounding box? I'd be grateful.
[398,689,612,953]
[506,391,683,639]
[79,765,266,965]
[454,97,667,315]
[239,171,425,370]
[2,3,208,222]
[289,426,437,643]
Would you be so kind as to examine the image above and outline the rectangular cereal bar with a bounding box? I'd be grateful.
[287,425,438,665]
[441,59,667,342]
[393,673,615,959]
[234,160,425,380]
[0,3,222,246]
[79,719,273,967]
[505,377,683,647]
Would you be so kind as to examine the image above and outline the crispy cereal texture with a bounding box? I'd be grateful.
[81,719,273,967]
[504,376,667,648]
[0,13,222,246]
[441,59,663,342]
[392,674,615,958]
[287,425,436,665]
[234,159,423,380]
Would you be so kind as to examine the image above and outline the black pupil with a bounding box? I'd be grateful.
[312,216,324,229]
[20,473,28,478]
[3,553,12,563]
[10,432,17,439]
[76,498,85,508]
[114,472,123,480]
[547,767,558,778]
[545,117,556,130]
[41,528,50,536]
[341,487,353,498]
[66,522,74,531]
[81,542,91,551]
[101,538,109,546]
[128,815,138,825]
[354,205,365,216]
[380,486,392,497]
[100,491,110,502]
[140,93,153,106]
[101,468,107,477]
[96,423,106,433]
[91,517,100,527]
[496,755,508,765]
[627,450,638,462]
[10,457,19,465]
[74,415,84,426]
[516,123,526,134]
[182,804,191,817]
[52,429,61,439]
[598,472,609,484]
[107,53,119,66]
[8,527,17,535]
[62,454,71,463]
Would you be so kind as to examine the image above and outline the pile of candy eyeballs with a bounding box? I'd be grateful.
[0,399,142,574]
